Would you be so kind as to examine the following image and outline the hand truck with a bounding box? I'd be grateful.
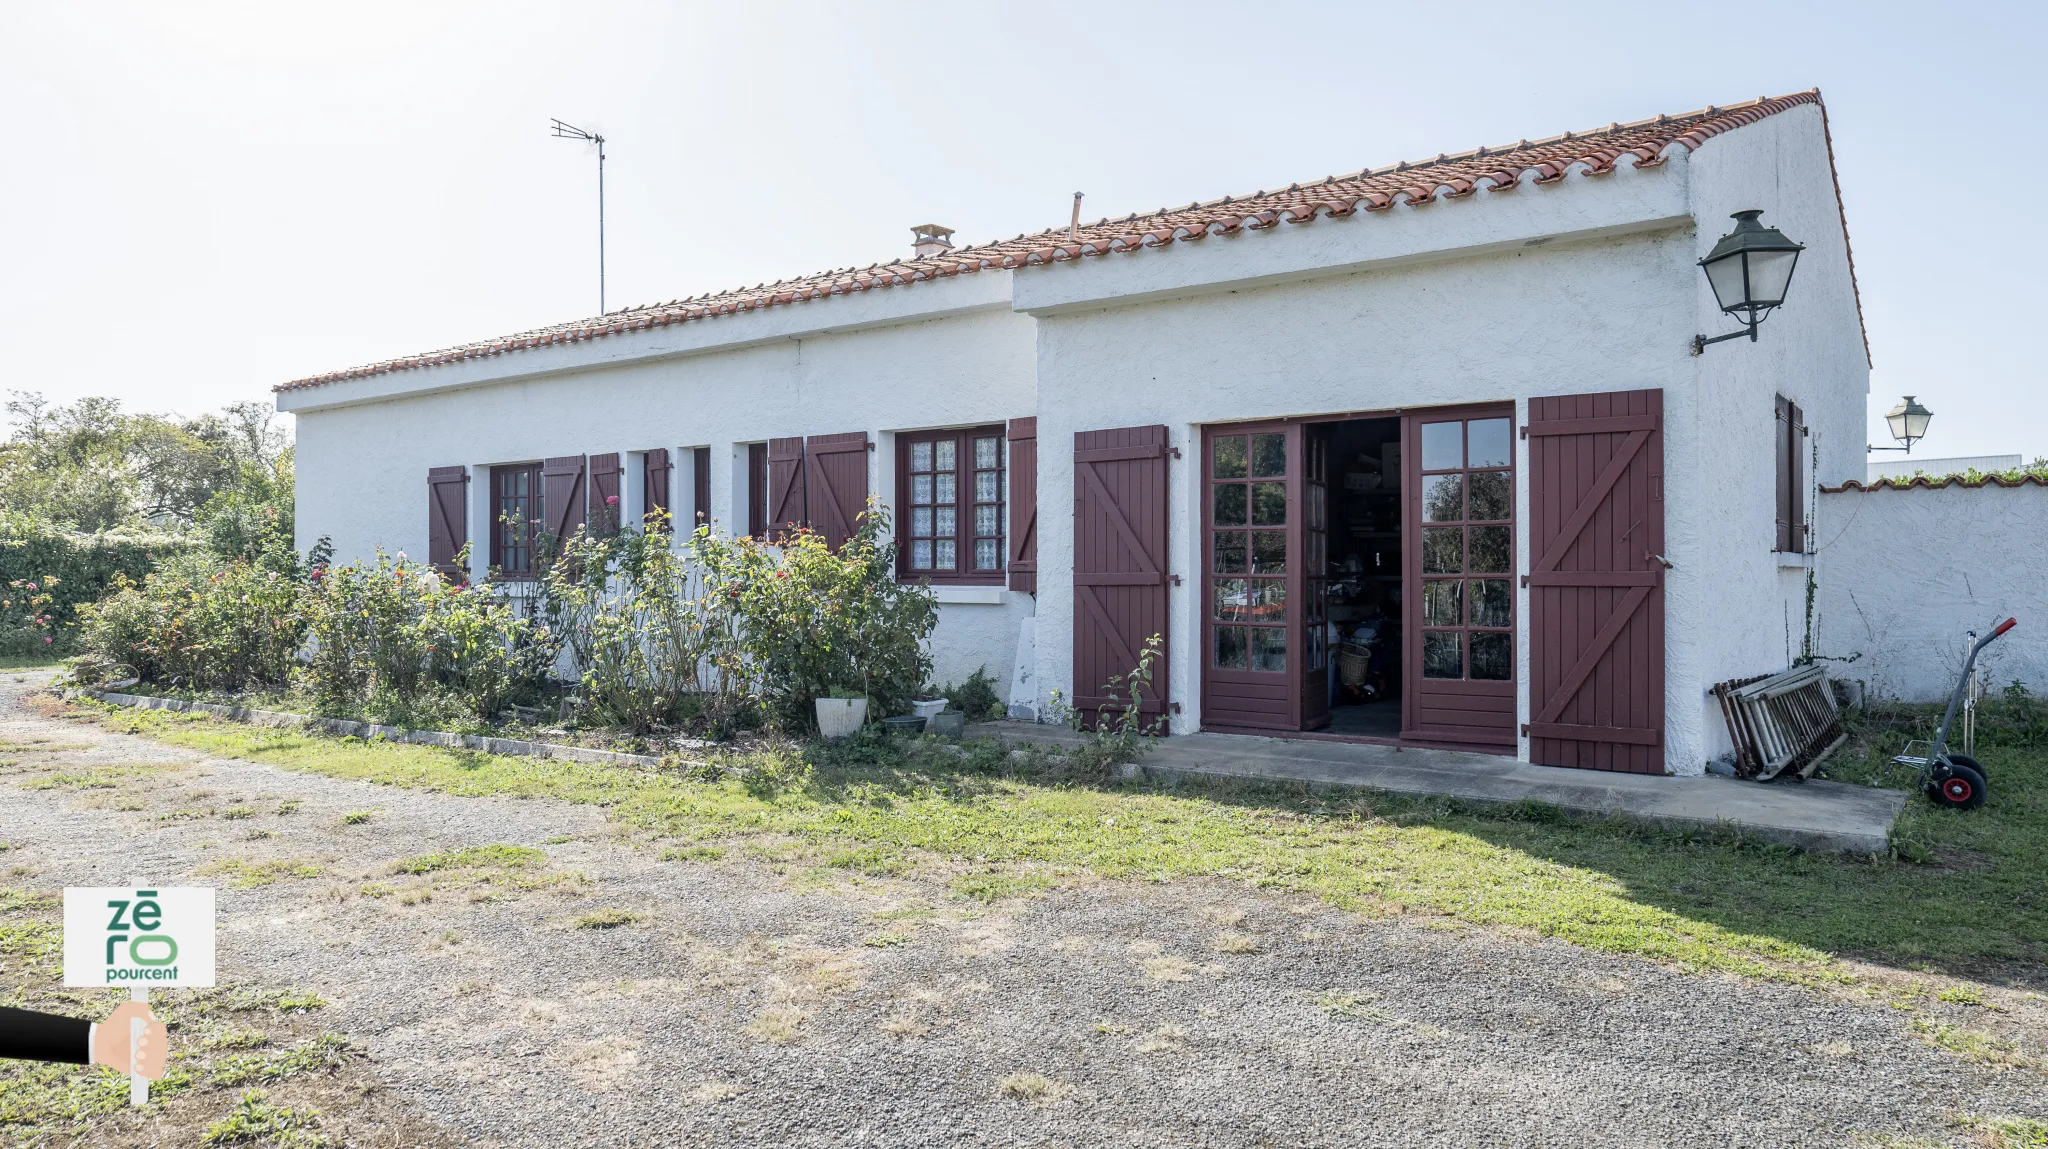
[1893,617,2016,810]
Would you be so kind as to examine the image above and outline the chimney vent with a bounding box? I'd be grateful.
[910,223,955,258]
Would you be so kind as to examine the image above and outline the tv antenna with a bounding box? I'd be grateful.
[550,118,607,314]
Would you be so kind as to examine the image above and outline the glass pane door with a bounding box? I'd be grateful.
[1210,431,1289,673]
[1417,416,1515,680]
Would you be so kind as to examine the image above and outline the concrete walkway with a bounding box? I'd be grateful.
[969,723,1908,854]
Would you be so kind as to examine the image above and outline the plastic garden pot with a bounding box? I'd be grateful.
[814,697,869,740]
[911,698,948,720]
[928,711,967,738]
[879,715,927,735]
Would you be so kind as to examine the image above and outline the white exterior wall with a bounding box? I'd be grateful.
[1815,484,2048,700]
[1024,226,1698,761]
[1683,102,1871,765]
[282,102,1866,769]
[287,280,1039,694]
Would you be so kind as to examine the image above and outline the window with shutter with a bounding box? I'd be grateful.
[897,426,1004,583]
[427,467,469,581]
[642,449,671,533]
[589,453,624,537]
[747,443,768,539]
[1774,396,1806,553]
[805,433,871,552]
[541,455,588,551]
[766,437,805,541]
[489,463,544,577]
[1008,418,1037,593]
[693,447,711,530]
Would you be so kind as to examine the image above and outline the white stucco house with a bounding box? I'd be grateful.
[277,90,1869,777]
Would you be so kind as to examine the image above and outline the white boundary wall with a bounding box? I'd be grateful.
[1814,482,2048,700]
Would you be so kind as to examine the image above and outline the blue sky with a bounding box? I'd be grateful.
[2,0,2040,461]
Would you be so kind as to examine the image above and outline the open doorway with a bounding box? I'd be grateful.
[1315,418,1403,737]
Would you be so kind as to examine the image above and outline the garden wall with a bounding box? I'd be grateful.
[1814,477,2048,701]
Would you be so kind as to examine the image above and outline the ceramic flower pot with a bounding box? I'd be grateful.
[814,697,869,739]
[911,698,948,720]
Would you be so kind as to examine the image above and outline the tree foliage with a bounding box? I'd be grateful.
[1,391,290,532]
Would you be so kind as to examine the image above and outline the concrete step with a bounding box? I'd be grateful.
[967,722,1907,854]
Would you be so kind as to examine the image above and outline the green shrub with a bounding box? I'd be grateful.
[0,576,59,657]
[545,523,730,734]
[304,550,555,724]
[693,500,936,732]
[429,579,552,721]
[78,555,306,688]
[0,511,197,649]
[936,666,1007,720]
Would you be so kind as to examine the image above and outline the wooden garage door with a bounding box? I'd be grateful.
[1073,425,1170,725]
[1527,388,1665,773]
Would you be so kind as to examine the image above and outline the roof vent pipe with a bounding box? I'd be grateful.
[910,223,955,258]
[1070,191,1083,243]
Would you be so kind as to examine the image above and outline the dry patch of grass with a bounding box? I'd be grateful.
[1318,990,1390,1023]
[1136,1025,1188,1053]
[743,1004,808,1044]
[573,908,639,930]
[691,1080,748,1104]
[1198,905,1247,927]
[1142,956,1197,982]
[561,1036,641,1088]
[996,1072,1070,1105]
[1213,930,1261,954]
[195,856,327,889]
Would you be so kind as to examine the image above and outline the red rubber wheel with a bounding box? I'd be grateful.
[1927,762,1987,811]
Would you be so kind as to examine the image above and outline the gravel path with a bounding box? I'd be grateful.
[3,671,2043,1148]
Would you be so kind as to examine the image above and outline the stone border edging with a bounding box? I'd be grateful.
[73,689,675,770]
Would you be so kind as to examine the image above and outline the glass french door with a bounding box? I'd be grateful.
[1402,409,1518,746]
[1201,423,1326,730]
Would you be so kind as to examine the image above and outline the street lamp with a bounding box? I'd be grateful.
[1870,395,1933,454]
[1692,210,1805,354]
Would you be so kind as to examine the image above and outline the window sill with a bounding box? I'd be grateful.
[1775,551,1813,570]
[930,585,1007,605]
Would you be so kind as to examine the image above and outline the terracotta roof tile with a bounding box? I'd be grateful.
[1823,475,2048,493]
[278,90,1853,393]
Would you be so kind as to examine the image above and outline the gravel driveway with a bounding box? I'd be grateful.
[3,671,2042,1148]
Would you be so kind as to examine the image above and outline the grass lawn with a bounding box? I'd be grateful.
[0,654,66,671]
[48,696,2048,990]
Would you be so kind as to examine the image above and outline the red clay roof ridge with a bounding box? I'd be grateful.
[276,91,1826,394]
[1824,474,2048,493]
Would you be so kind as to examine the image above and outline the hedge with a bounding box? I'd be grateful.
[0,512,198,650]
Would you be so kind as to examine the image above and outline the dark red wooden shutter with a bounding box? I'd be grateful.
[766,437,806,540]
[693,447,712,530]
[542,454,588,544]
[1788,400,1806,552]
[1527,388,1665,774]
[1774,396,1794,553]
[588,452,623,537]
[427,466,468,580]
[1073,424,1171,725]
[805,433,870,551]
[1008,418,1038,593]
[748,443,769,538]
[642,448,671,533]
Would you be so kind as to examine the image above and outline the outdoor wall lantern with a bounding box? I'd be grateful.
[1692,209,1805,354]
[1869,395,1934,454]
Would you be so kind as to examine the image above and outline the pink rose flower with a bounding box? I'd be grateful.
[606,495,620,506]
